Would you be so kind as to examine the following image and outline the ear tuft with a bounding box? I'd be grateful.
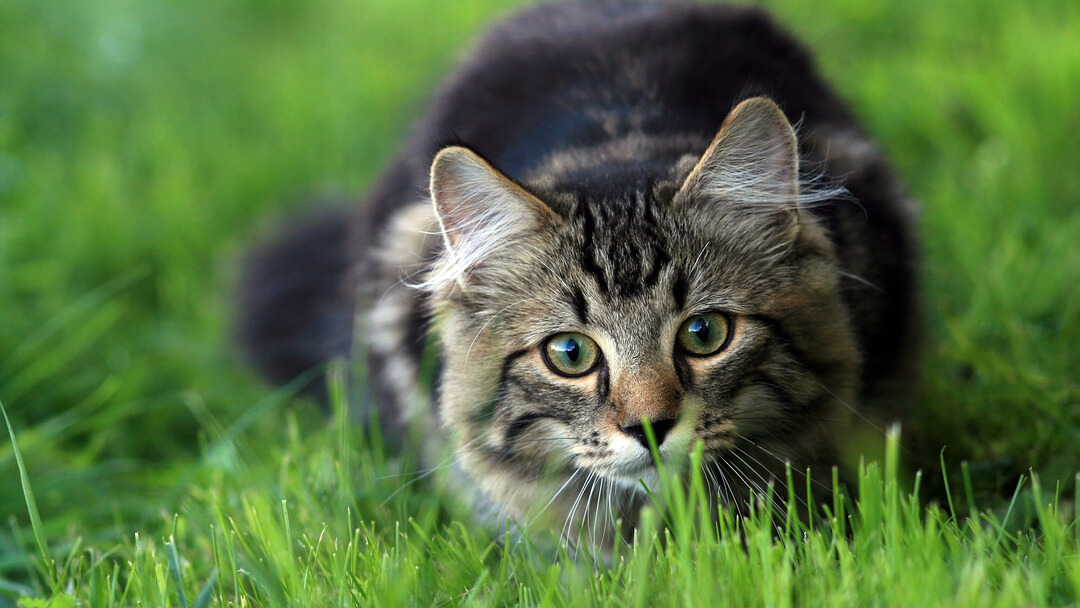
[425,146,555,292]
[678,97,800,206]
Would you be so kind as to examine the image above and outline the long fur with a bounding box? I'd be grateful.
[238,1,918,549]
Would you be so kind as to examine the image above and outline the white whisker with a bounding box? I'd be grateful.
[465,297,542,365]
[378,435,486,505]
[733,434,832,494]
[562,471,595,546]
[521,468,582,533]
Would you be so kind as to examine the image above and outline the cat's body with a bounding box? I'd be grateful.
[240,1,917,546]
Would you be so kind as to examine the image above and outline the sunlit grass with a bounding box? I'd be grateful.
[6,390,1080,606]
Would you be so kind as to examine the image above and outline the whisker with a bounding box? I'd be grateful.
[689,242,711,275]
[604,477,615,549]
[731,443,811,515]
[714,460,746,519]
[518,467,583,535]
[714,461,741,519]
[733,433,833,494]
[720,453,769,505]
[720,457,790,542]
[587,475,601,551]
[378,435,489,505]
[562,471,594,546]
[465,297,543,365]
[837,269,883,293]
[701,463,724,520]
[814,381,888,436]
[727,446,785,504]
[725,415,849,423]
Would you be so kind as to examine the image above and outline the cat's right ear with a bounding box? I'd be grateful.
[429,146,557,288]
[674,97,804,247]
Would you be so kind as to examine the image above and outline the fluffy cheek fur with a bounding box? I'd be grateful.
[695,257,860,509]
[433,282,573,518]
[435,246,859,527]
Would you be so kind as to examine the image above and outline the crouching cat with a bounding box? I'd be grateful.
[239,1,918,547]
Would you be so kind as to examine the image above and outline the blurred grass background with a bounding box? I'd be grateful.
[0,0,1078,597]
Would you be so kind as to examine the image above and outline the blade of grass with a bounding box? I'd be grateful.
[1,397,55,590]
[940,448,958,523]
[192,569,218,608]
[165,536,189,608]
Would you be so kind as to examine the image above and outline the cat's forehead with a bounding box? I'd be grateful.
[569,190,675,300]
[540,196,684,322]
[531,190,771,325]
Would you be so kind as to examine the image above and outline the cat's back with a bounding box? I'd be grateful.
[433,1,854,133]
[367,1,857,224]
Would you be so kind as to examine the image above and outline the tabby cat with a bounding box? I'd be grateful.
[239,1,918,546]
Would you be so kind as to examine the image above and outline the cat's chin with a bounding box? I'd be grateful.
[607,467,661,493]
[584,452,684,494]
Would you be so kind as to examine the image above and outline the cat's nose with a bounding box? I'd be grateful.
[619,417,677,449]
[612,365,682,448]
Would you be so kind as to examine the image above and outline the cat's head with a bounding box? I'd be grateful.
[421,98,859,510]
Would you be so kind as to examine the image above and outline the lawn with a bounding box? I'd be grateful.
[1,0,1079,605]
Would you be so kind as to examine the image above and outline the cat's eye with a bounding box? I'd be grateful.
[543,332,601,377]
[676,312,731,356]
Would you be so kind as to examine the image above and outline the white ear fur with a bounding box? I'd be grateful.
[426,146,555,291]
[678,97,800,207]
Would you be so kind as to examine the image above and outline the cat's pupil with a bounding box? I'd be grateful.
[689,318,710,343]
[544,332,599,376]
[563,339,580,362]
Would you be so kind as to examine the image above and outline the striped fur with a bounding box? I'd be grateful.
[240,2,917,550]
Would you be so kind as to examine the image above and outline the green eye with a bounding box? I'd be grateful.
[676,312,731,356]
[543,332,601,377]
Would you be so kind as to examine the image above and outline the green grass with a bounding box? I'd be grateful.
[1,0,1079,605]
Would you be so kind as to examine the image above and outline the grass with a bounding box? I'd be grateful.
[5,391,1080,606]
[1,0,1078,605]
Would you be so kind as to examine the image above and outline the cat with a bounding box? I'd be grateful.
[238,0,918,547]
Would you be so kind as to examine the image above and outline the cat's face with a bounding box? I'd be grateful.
[424,98,859,517]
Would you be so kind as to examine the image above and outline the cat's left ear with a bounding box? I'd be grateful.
[675,97,801,238]
[429,146,558,287]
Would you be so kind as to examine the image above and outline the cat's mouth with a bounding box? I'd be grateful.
[571,414,699,488]
[583,449,677,490]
